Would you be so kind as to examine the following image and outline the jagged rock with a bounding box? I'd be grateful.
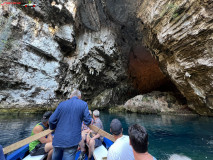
[28,37,63,61]
[90,83,137,109]
[121,91,193,114]
[79,0,101,31]
[0,0,212,116]
[54,24,76,55]
[60,27,131,103]
[90,89,113,109]
[0,6,62,107]
[137,0,213,115]
[55,25,75,46]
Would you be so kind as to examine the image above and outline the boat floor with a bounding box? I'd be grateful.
[22,144,107,160]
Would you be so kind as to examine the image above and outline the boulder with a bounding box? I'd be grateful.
[122,91,194,114]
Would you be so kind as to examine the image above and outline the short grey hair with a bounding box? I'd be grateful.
[71,89,81,98]
[93,110,100,117]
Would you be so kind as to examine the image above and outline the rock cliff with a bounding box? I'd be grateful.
[0,0,212,115]
[137,0,213,115]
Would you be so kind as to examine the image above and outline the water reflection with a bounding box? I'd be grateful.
[100,112,213,160]
[0,112,213,160]
[0,113,42,148]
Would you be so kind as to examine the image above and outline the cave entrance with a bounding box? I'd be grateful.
[128,46,187,103]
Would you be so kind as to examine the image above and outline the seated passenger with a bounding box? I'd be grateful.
[87,110,103,159]
[79,110,103,160]
[107,119,134,160]
[78,110,93,160]
[81,110,93,133]
[29,111,53,160]
[128,124,157,160]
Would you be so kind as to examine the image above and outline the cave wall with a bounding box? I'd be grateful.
[137,0,213,115]
[0,0,212,115]
[128,46,171,93]
[0,0,142,109]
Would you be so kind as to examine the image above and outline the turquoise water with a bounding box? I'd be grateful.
[0,112,213,160]
[100,112,213,160]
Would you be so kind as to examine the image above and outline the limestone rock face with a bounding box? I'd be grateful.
[121,91,193,114]
[137,0,213,115]
[0,0,140,108]
[0,0,212,116]
[0,7,64,107]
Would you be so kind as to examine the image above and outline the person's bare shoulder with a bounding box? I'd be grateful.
[33,125,43,134]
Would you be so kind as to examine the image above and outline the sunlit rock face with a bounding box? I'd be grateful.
[0,6,63,108]
[137,0,213,115]
[120,91,192,114]
[0,0,212,115]
[0,0,140,108]
[61,28,132,103]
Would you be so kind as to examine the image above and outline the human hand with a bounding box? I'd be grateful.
[86,134,91,143]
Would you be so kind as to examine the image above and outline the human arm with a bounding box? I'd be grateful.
[47,133,53,141]
[91,118,103,139]
[83,104,92,126]
[86,130,100,144]
[33,126,52,143]
[90,130,100,140]
[49,104,61,130]
[84,128,90,133]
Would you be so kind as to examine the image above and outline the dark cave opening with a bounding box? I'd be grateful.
[128,46,187,105]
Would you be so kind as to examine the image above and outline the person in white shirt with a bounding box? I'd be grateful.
[107,119,134,160]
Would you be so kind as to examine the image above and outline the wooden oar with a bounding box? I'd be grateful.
[3,125,114,154]
[89,125,115,142]
[3,129,53,154]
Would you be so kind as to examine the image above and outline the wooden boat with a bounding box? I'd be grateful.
[5,137,113,160]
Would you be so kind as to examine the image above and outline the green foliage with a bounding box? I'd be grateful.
[172,13,179,19]
[168,3,176,10]
[1,40,7,44]
[142,96,149,102]
[160,2,179,18]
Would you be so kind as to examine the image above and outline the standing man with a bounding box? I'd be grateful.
[128,124,157,160]
[49,89,92,160]
[29,111,53,160]
[107,119,134,160]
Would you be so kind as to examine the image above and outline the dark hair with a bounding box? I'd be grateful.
[128,124,148,153]
[110,119,123,135]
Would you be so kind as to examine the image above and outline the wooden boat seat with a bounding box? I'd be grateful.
[23,154,47,160]
[93,145,108,160]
